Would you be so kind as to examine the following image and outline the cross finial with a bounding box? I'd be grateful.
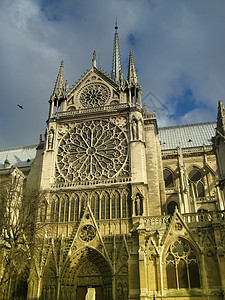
[92,50,97,67]
[115,18,118,30]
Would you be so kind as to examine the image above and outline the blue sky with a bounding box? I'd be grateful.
[0,0,225,147]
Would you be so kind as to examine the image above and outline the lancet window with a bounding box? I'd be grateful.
[90,192,100,219]
[166,239,200,289]
[122,191,129,218]
[188,168,205,198]
[48,189,130,222]
[101,192,110,220]
[50,195,60,222]
[163,169,174,188]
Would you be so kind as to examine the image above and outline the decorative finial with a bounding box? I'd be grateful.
[51,60,65,100]
[92,51,97,67]
[115,18,118,30]
[127,49,138,85]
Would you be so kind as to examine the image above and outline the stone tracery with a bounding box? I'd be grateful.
[79,83,110,107]
[56,120,129,183]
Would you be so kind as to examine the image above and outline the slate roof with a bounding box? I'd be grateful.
[158,122,216,150]
[0,145,38,170]
[0,122,217,170]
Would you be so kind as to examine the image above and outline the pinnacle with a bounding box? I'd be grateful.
[51,60,65,100]
[111,21,122,84]
[127,49,138,85]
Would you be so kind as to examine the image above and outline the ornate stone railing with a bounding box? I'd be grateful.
[161,145,213,158]
[142,210,225,228]
[55,103,129,117]
[195,196,216,203]
[52,177,132,189]
[143,215,171,227]
[182,210,225,224]
[165,187,178,193]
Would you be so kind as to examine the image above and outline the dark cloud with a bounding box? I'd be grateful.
[0,0,224,148]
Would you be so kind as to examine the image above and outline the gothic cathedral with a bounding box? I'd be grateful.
[1,25,225,300]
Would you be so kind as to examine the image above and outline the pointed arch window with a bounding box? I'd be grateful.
[74,193,79,221]
[50,195,60,222]
[60,197,65,222]
[122,191,129,218]
[163,169,174,188]
[70,196,75,222]
[188,168,205,198]
[166,239,200,289]
[101,192,110,219]
[90,192,100,220]
[50,199,55,222]
[111,193,116,219]
[111,191,120,219]
[39,201,47,222]
[80,193,87,219]
[117,192,121,218]
[105,192,110,219]
[101,193,106,220]
[65,195,69,222]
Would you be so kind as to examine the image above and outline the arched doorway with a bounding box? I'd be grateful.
[61,247,112,300]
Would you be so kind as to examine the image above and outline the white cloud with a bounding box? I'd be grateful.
[0,0,224,147]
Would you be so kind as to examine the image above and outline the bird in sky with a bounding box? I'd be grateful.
[17,104,24,109]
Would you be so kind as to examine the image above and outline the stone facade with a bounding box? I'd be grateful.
[0,26,225,300]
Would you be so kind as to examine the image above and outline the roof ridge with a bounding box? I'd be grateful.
[158,121,216,130]
[0,144,38,152]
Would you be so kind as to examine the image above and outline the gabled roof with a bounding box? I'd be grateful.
[0,145,38,170]
[67,66,118,98]
[158,122,216,150]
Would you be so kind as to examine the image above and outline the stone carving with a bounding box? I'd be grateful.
[47,128,54,149]
[65,80,69,94]
[135,194,143,216]
[85,288,96,300]
[79,83,110,107]
[80,225,96,242]
[56,120,129,183]
[174,222,182,231]
[131,119,138,140]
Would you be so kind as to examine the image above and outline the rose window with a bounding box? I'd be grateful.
[56,120,129,183]
[80,225,96,242]
[79,83,110,107]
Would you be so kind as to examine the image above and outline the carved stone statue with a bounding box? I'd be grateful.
[131,119,138,140]
[65,80,69,94]
[135,194,143,216]
[85,287,96,300]
[47,128,54,149]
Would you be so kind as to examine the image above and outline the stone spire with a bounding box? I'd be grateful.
[127,49,138,85]
[51,60,64,100]
[111,20,122,84]
[217,100,225,136]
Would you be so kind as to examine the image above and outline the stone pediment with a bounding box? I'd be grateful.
[66,67,121,110]
[160,209,201,255]
[64,204,112,269]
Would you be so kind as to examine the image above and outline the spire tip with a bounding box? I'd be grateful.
[115,18,118,30]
